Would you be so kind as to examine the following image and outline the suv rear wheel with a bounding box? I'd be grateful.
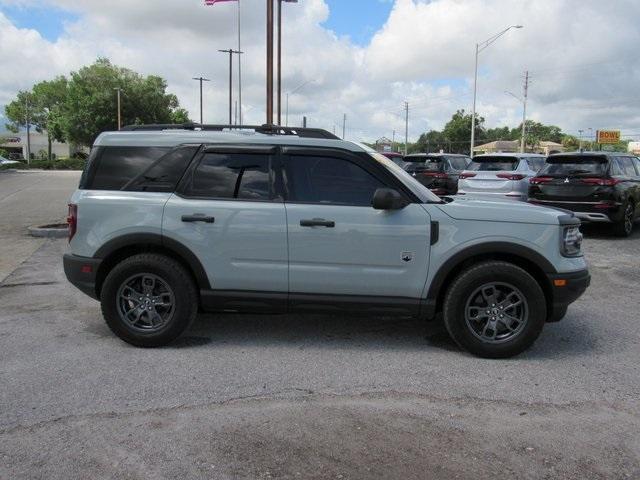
[613,201,634,237]
[443,261,546,358]
[101,253,198,347]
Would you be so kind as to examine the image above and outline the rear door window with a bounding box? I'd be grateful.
[632,157,640,175]
[538,155,608,177]
[468,156,518,171]
[183,152,272,200]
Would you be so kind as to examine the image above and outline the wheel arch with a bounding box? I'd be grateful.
[93,233,210,298]
[424,242,555,319]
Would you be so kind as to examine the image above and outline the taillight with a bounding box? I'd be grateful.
[530,176,553,185]
[580,177,619,186]
[67,203,77,242]
[594,201,617,210]
[459,172,476,179]
[497,173,526,181]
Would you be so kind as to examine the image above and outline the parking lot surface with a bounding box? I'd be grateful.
[0,172,638,479]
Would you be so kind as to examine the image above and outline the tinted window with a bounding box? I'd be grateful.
[526,158,545,171]
[184,153,271,200]
[538,155,608,177]
[632,157,640,175]
[447,157,469,170]
[286,156,384,206]
[468,156,518,171]
[86,146,170,190]
[612,157,638,177]
[125,146,198,192]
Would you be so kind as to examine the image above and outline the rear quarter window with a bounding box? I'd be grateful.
[82,146,197,191]
[447,156,469,170]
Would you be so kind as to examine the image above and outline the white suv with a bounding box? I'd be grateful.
[458,153,546,200]
[64,124,590,358]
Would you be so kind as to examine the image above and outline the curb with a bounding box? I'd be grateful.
[28,224,69,238]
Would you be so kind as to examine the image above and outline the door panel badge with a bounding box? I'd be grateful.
[401,251,414,263]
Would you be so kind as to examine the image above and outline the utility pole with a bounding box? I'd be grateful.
[237,0,242,125]
[392,130,396,152]
[342,113,346,139]
[520,70,529,153]
[219,49,242,125]
[192,77,211,124]
[266,0,274,125]
[404,101,409,155]
[277,0,282,125]
[24,96,31,164]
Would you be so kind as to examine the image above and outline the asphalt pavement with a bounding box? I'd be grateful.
[0,171,638,479]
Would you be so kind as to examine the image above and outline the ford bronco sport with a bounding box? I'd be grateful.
[64,124,590,358]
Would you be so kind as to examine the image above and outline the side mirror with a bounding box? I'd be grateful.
[372,188,408,210]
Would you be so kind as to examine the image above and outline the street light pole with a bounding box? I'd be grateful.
[114,88,122,130]
[219,49,242,125]
[285,79,314,127]
[470,25,523,157]
[24,96,31,164]
[192,77,211,124]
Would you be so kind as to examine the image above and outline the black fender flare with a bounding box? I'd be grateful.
[423,242,557,316]
[94,233,211,290]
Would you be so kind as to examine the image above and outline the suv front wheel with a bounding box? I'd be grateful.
[443,261,546,358]
[101,253,198,347]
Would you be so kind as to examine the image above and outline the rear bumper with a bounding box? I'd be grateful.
[63,253,102,300]
[546,268,590,321]
[528,199,622,223]
[457,189,527,200]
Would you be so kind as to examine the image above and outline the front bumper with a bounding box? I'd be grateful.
[63,253,102,300]
[546,268,590,321]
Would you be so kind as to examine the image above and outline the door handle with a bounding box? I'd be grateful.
[181,214,215,223]
[300,218,335,228]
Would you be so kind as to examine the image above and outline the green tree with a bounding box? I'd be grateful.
[5,77,68,160]
[442,109,485,154]
[61,58,190,146]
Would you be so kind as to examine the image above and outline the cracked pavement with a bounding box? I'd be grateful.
[0,171,638,479]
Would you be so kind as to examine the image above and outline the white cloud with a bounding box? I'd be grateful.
[1,0,639,142]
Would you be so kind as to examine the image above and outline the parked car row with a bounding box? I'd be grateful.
[382,150,640,236]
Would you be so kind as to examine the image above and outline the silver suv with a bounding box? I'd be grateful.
[458,153,545,200]
[64,124,590,358]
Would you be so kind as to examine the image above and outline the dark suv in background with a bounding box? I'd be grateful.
[529,152,640,236]
[402,153,471,196]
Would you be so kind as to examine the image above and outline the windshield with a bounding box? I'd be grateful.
[369,152,442,203]
[538,155,608,177]
[468,156,519,171]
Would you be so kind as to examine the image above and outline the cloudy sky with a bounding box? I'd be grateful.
[0,0,639,142]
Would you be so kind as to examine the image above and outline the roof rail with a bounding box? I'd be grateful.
[120,123,341,140]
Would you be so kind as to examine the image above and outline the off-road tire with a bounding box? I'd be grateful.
[101,253,198,347]
[443,261,547,359]
[613,201,635,237]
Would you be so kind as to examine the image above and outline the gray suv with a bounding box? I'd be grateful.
[64,124,590,358]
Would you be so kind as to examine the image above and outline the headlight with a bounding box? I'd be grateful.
[560,225,583,257]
